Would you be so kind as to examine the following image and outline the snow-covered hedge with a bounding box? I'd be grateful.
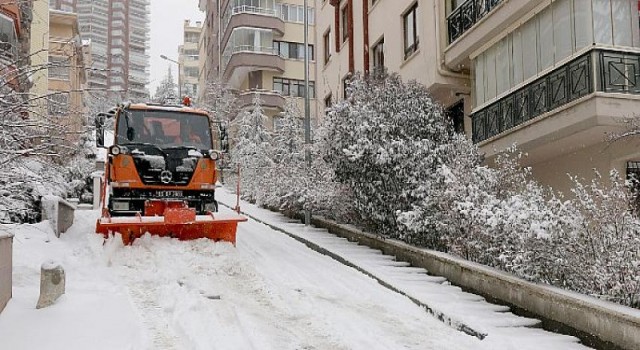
[228,72,639,309]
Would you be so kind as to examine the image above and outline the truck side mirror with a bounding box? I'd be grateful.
[95,114,106,148]
[95,110,116,148]
[219,124,229,153]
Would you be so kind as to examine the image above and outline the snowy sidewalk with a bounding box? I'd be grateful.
[217,189,591,350]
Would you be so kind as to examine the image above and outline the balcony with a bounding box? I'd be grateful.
[238,89,285,111]
[445,0,542,70]
[222,48,285,88]
[221,6,284,50]
[472,48,640,160]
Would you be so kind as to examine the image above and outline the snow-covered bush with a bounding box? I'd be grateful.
[0,159,69,224]
[324,70,465,247]
[562,171,640,307]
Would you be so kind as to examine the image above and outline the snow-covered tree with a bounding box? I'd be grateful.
[259,98,310,212]
[201,78,237,123]
[230,93,272,203]
[153,67,178,104]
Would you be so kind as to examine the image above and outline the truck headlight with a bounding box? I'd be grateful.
[110,145,121,155]
[204,201,218,213]
[209,150,221,160]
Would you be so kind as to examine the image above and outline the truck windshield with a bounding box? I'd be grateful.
[115,109,214,150]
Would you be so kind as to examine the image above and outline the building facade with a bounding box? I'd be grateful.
[316,0,468,126]
[447,0,640,194]
[199,0,318,127]
[318,0,640,194]
[54,0,150,100]
[48,9,88,137]
[179,20,203,100]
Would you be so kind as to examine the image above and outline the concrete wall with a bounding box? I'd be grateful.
[0,233,13,314]
[41,196,76,238]
[310,217,640,350]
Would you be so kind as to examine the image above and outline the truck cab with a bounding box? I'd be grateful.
[96,102,227,216]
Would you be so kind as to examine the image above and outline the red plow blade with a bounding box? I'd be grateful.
[95,202,247,245]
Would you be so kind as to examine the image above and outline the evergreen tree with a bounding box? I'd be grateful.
[153,66,178,104]
[231,93,271,203]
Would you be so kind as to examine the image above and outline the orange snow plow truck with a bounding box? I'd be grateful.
[94,101,246,245]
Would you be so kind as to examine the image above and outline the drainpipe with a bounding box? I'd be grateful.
[433,0,468,80]
[363,0,369,74]
[347,0,354,73]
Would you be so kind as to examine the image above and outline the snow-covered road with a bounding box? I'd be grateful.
[0,196,590,350]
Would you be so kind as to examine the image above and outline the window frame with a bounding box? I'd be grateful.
[323,28,331,64]
[372,36,384,70]
[341,4,349,43]
[402,2,419,60]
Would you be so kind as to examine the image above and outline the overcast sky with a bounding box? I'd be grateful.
[149,0,204,95]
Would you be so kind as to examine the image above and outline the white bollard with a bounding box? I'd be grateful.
[36,261,65,309]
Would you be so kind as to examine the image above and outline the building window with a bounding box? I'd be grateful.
[324,94,332,110]
[446,0,463,15]
[273,77,315,98]
[48,56,71,80]
[274,41,314,60]
[47,91,70,116]
[324,94,332,107]
[277,3,315,24]
[184,67,199,78]
[341,5,349,43]
[342,76,351,99]
[372,37,384,70]
[403,3,419,59]
[0,13,18,60]
[446,100,465,134]
[323,29,331,64]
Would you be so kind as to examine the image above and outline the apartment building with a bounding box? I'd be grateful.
[48,9,88,137]
[316,0,469,128]
[199,0,318,127]
[319,0,640,194]
[61,0,151,100]
[179,20,203,100]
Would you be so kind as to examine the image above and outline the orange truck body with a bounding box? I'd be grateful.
[95,103,246,245]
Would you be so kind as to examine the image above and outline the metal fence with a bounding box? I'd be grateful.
[447,0,503,44]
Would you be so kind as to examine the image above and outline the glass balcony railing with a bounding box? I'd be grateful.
[447,0,503,44]
[472,48,640,144]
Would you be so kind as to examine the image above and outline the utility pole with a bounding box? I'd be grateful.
[303,0,312,226]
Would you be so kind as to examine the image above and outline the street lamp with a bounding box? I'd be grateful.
[303,0,311,226]
[160,54,182,98]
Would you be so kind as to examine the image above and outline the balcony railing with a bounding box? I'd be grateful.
[447,0,503,44]
[222,5,278,35]
[472,48,640,144]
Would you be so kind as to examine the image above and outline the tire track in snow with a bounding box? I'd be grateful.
[102,232,346,350]
[127,281,181,350]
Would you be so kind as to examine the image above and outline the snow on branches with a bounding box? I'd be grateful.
[229,71,639,309]
[323,70,472,248]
